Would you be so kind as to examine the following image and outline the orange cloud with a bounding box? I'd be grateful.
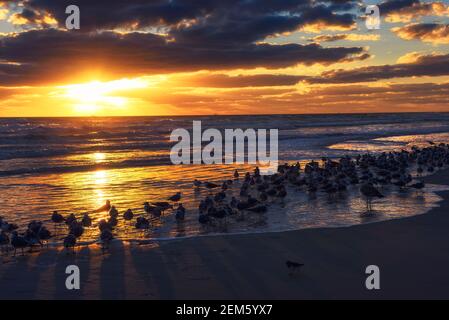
[393,23,449,44]
[385,2,449,23]
[300,21,356,33]
[309,33,380,42]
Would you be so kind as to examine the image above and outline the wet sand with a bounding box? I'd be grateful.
[1,171,449,299]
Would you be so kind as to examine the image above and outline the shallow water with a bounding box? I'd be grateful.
[1,114,449,243]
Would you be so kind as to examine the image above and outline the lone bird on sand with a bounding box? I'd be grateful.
[286,260,304,276]
[360,183,384,212]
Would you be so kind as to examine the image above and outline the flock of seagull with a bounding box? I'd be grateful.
[0,142,447,257]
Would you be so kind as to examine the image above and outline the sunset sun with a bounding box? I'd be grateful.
[61,79,148,115]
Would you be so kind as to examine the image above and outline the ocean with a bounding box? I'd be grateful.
[1,113,449,243]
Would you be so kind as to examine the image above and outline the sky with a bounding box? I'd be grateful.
[0,0,448,117]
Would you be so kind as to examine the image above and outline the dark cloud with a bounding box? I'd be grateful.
[310,53,449,83]
[392,23,449,44]
[379,0,419,14]
[0,0,372,85]
[380,0,449,22]
[19,0,358,43]
[0,29,368,85]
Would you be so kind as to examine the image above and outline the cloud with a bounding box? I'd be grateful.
[17,1,359,41]
[169,73,309,88]
[309,33,380,42]
[144,81,449,114]
[381,0,449,23]
[0,29,369,85]
[392,23,449,44]
[311,53,449,83]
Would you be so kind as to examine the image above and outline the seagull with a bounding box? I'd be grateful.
[51,211,64,224]
[360,183,384,212]
[176,204,186,221]
[205,182,219,189]
[151,202,172,211]
[109,206,119,218]
[69,222,84,238]
[286,260,304,276]
[144,202,162,218]
[409,181,425,194]
[107,216,118,227]
[98,219,112,232]
[0,231,10,255]
[37,226,52,247]
[65,213,77,226]
[93,200,111,213]
[123,209,134,221]
[100,229,113,254]
[168,192,182,202]
[193,179,202,188]
[63,234,77,254]
[81,213,92,227]
[135,217,150,229]
[11,231,29,256]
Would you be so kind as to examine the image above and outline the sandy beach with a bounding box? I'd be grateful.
[1,169,448,300]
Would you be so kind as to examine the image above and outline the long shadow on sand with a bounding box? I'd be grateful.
[0,248,54,299]
[99,241,126,299]
[129,244,175,299]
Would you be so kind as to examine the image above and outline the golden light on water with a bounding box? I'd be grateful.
[93,152,106,162]
[94,170,108,185]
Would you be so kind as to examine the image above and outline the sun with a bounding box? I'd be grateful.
[60,78,147,115]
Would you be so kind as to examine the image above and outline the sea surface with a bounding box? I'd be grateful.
[1,113,449,243]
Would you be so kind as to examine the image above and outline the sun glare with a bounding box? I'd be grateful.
[61,78,148,115]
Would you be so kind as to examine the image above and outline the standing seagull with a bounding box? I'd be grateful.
[81,213,92,227]
[0,231,10,255]
[409,181,425,195]
[100,229,113,254]
[168,192,182,202]
[93,200,111,213]
[51,211,65,233]
[360,183,384,212]
[11,231,29,256]
[123,209,134,221]
[63,234,77,254]
[193,179,202,188]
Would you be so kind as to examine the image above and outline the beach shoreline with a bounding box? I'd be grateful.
[1,170,449,299]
